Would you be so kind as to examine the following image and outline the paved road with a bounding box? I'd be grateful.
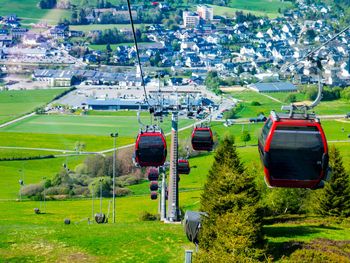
[0,112,35,128]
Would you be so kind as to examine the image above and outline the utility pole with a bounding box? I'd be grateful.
[167,111,180,222]
[110,132,118,224]
[91,182,95,221]
[42,177,46,213]
[18,169,24,202]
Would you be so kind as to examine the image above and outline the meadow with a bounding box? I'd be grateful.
[0,89,67,124]
[229,90,350,118]
[210,3,286,19]
[0,112,350,261]
[70,24,148,32]
[227,0,292,16]
[1,144,350,262]
[0,1,71,25]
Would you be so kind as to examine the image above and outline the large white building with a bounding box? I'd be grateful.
[183,11,200,28]
[197,5,213,21]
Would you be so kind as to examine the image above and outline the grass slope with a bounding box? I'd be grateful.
[0,1,71,25]
[229,90,350,117]
[227,0,292,16]
[0,114,194,136]
[0,89,67,124]
[0,156,85,200]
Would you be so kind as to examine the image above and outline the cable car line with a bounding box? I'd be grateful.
[280,24,350,73]
[126,0,149,106]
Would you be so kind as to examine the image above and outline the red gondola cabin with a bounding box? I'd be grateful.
[178,159,190,174]
[258,112,329,189]
[150,181,159,191]
[134,130,167,167]
[191,127,213,151]
[148,168,159,181]
[151,191,158,200]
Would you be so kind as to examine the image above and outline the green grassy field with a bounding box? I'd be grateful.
[0,121,349,261]
[227,0,292,16]
[89,42,150,51]
[70,24,148,33]
[229,90,350,117]
[0,114,193,136]
[210,3,284,18]
[0,156,85,200]
[0,1,71,25]
[0,89,67,124]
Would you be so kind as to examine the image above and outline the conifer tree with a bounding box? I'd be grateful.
[198,136,265,261]
[315,146,350,217]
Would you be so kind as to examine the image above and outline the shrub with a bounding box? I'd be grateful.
[115,187,131,197]
[74,163,88,174]
[285,94,297,103]
[89,177,112,197]
[139,211,159,221]
[21,183,43,197]
[251,101,261,106]
[264,188,309,215]
[45,186,70,195]
[73,186,89,196]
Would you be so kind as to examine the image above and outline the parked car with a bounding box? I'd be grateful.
[249,114,267,123]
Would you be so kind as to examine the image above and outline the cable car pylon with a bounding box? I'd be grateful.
[167,111,180,222]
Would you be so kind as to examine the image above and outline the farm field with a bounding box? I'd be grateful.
[0,1,71,25]
[0,89,67,124]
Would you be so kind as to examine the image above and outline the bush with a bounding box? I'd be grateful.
[139,211,159,221]
[21,183,43,197]
[264,188,309,215]
[45,186,70,195]
[89,177,112,197]
[251,101,261,106]
[115,187,131,197]
[341,87,350,100]
[74,163,88,174]
[72,186,89,196]
[285,94,297,103]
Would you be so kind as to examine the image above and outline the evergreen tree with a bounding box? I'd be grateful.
[315,146,350,217]
[198,136,265,261]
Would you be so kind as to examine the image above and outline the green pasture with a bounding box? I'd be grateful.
[0,156,85,200]
[0,132,131,152]
[0,114,194,137]
[89,42,150,51]
[70,24,148,33]
[210,4,282,18]
[227,0,292,16]
[0,1,71,25]
[0,89,67,124]
[86,110,149,117]
[229,90,350,117]
[229,90,284,117]
[0,149,58,159]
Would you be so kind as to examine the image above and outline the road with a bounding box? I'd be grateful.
[0,112,35,128]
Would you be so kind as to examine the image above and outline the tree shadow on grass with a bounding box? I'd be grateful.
[265,225,321,238]
[265,224,342,239]
[267,240,304,261]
